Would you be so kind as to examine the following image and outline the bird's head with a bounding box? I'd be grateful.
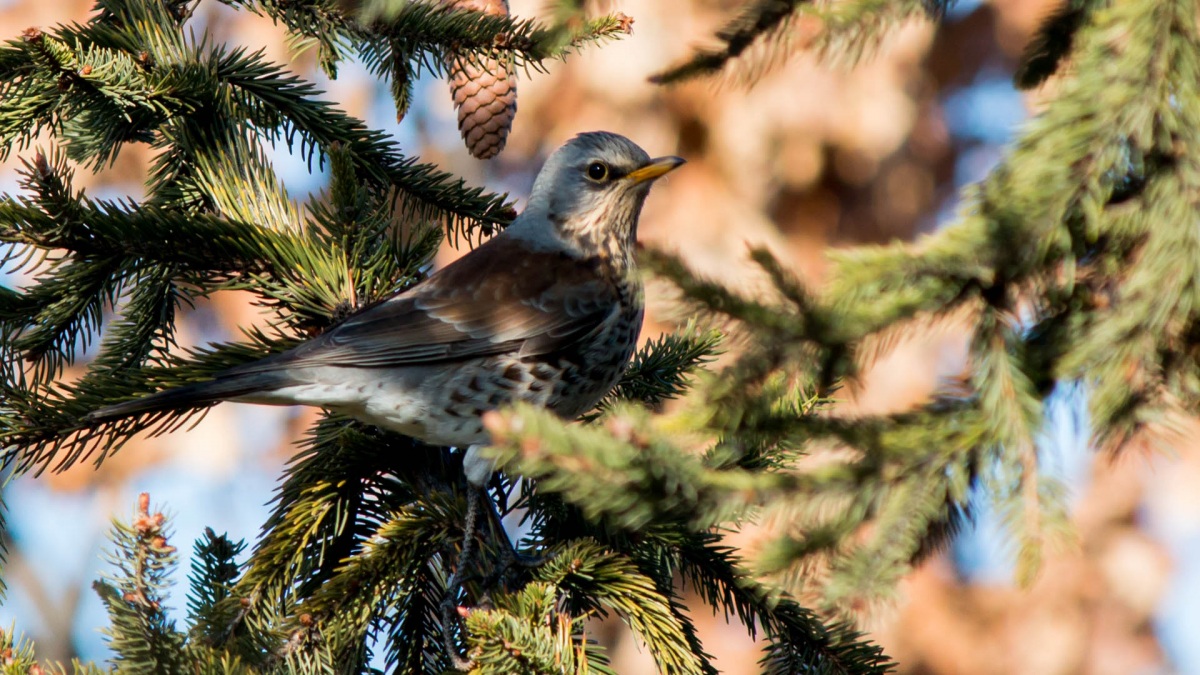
[516,131,684,257]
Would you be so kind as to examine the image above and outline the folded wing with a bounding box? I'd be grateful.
[236,237,619,373]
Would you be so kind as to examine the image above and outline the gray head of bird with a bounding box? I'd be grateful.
[512,131,684,257]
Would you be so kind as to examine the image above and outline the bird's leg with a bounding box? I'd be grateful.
[443,446,562,667]
[464,446,547,572]
[441,445,498,669]
[462,444,496,488]
[481,484,549,576]
[463,444,518,567]
[441,483,482,671]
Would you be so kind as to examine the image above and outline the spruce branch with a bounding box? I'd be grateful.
[0,333,290,476]
[638,0,1200,596]
[90,263,187,373]
[0,626,50,673]
[0,191,311,280]
[186,528,249,647]
[481,405,780,532]
[0,23,181,166]
[463,582,602,675]
[383,561,451,674]
[651,0,941,85]
[1014,0,1102,90]
[356,0,633,66]
[529,540,707,675]
[232,0,632,76]
[0,18,517,236]
[641,249,802,335]
[293,499,457,669]
[651,0,808,84]
[586,327,722,420]
[627,541,720,675]
[211,418,460,669]
[238,417,430,600]
[663,533,892,675]
[212,44,516,239]
[93,492,189,672]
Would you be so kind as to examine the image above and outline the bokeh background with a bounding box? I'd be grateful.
[1,0,1197,672]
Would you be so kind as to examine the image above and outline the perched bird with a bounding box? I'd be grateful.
[90,130,681,669]
[90,132,682,474]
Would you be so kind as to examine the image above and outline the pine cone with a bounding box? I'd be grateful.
[444,0,517,159]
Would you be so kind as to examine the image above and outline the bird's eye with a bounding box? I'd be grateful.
[586,161,609,182]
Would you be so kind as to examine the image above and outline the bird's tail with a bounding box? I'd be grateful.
[87,370,290,423]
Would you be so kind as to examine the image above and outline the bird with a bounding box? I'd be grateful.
[89,131,682,468]
[88,131,683,665]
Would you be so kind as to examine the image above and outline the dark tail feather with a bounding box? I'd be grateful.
[87,372,288,423]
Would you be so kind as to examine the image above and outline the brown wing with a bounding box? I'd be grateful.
[240,236,619,372]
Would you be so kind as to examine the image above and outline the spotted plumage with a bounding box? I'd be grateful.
[90,132,683,472]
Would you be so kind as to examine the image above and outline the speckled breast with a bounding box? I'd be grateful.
[546,295,644,420]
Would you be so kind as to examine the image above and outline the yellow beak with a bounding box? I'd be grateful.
[626,156,686,184]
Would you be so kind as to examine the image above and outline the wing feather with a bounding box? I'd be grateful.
[233,237,618,373]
